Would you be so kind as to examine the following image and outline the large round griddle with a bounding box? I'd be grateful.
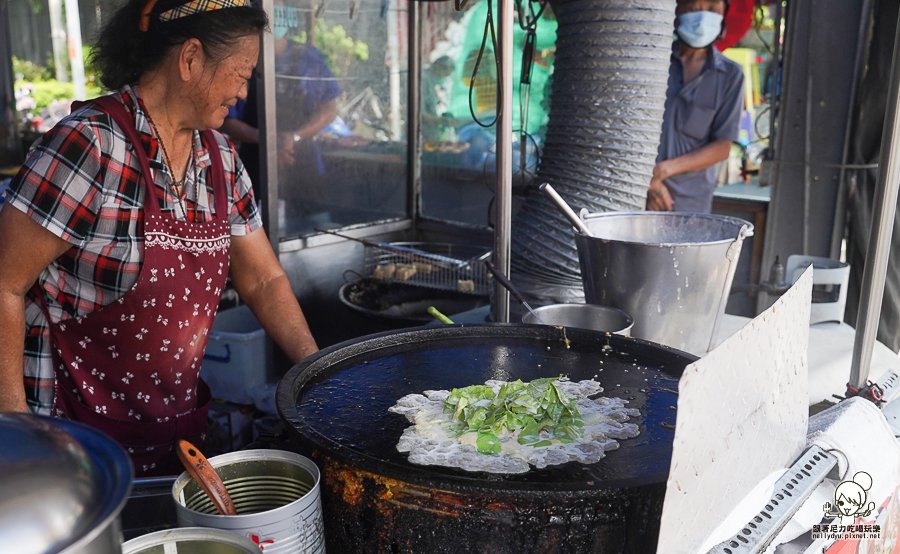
[277,324,695,493]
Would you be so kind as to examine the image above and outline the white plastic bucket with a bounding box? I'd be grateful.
[201,305,268,404]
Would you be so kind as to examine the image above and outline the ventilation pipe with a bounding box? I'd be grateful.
[509,0,676,291]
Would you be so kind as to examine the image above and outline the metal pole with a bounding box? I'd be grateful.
[63,0,85,100]
[849,10,900,391]
[387,0,403,142]
[491,0,513,323]
[407,1,421,223]
[258,0,280,253]
[48,0,69,83]
[830,0,874,260]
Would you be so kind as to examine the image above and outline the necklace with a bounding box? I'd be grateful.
[144,109,192,219]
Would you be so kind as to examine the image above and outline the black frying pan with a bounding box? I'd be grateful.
[276,324,696,492]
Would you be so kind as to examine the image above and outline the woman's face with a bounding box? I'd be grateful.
[192,34,259,130]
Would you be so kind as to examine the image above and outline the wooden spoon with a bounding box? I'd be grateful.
[176,439,238,516]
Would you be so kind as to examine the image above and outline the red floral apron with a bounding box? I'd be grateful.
[39,96,230,477]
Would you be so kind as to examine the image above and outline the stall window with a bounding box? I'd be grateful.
[225,0,409,237]
[419,0,555,226]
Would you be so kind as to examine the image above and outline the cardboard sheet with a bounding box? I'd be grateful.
[656,269,813,554]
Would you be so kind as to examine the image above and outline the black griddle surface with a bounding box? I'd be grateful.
[283,326,691,491]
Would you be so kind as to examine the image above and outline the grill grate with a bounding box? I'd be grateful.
[706,446,837,554]
[364,242,491,295]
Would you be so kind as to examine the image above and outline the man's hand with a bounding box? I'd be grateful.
[646,176,674,211]
[653,160,673,181]
[277,132,296,170]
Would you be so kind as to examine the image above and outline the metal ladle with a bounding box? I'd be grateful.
[484,260,548,324]
[539,183,594,237]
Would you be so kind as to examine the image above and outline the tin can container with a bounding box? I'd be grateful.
[122,527,261,553]
[172,449,325,554]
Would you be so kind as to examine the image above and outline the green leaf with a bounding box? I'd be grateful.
[468,406,489,429]
[476,432,501,454]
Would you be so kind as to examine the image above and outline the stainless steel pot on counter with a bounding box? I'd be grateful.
[521,303,634,335]
[575,211,753,355]
[0,413,133,554]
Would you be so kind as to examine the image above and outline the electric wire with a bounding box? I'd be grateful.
[468,0,503,128]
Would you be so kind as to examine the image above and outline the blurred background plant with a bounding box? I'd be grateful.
[297,19,369,77]
[13,45,102,116]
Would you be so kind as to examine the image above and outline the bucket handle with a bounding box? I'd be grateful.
[739,224,755,238]
[204,344,231,363]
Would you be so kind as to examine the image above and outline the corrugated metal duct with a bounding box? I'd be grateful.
[510,0,676,287]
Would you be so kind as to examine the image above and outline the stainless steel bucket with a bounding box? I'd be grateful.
[521,303,634,335]
[574,212,753,355]
[172,449,325,554]
[122,528,261,553]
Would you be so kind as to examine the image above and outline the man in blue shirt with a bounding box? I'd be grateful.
[647,0,745,213]
[221,21,341,198]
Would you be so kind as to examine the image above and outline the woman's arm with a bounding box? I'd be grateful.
[0,207,73,411]
[229,227,318,363]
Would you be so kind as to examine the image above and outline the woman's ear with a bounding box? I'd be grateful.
[178,38,206,82]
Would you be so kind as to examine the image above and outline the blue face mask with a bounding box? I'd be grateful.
[676,10,724,49]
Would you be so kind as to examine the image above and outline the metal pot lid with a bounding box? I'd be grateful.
[0,413,133,554]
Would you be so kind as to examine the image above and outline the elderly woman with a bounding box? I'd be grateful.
[0,0,318,475]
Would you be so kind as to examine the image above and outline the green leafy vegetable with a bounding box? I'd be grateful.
[444,377,584,454]
[476,432,501,454]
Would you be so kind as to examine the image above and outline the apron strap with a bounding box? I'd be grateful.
[200,130,228,222]
[88,96,162,216]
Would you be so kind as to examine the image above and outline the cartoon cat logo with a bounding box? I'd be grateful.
[824,471,877,525]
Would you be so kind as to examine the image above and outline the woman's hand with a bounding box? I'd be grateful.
[646,176,674,211]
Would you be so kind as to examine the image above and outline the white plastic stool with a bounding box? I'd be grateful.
[785,255,851,325]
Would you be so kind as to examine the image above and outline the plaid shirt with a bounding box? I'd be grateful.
[6,85,262,414]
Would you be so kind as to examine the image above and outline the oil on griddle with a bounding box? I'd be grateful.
[295,332,683,489]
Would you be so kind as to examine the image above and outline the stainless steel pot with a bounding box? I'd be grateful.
[0,413,133,554]
[575,211,753,355]
[122,528,261,553]
[521,303,634,335]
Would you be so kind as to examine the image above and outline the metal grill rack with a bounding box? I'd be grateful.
[364,242,491,295]
[707,446,837,554]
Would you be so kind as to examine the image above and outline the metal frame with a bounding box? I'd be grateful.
[850,8,900,391]
[259,0,280,253]
[258,0,419,256]
[491,0,514,323]
[408,1,422,225]
[759,0,870,308]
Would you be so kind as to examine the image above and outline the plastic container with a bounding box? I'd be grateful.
[201,305,268,404]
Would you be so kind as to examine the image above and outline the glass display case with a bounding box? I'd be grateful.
[237,0,410,239]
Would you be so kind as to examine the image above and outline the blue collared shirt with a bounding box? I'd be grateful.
[657,42,745,213]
